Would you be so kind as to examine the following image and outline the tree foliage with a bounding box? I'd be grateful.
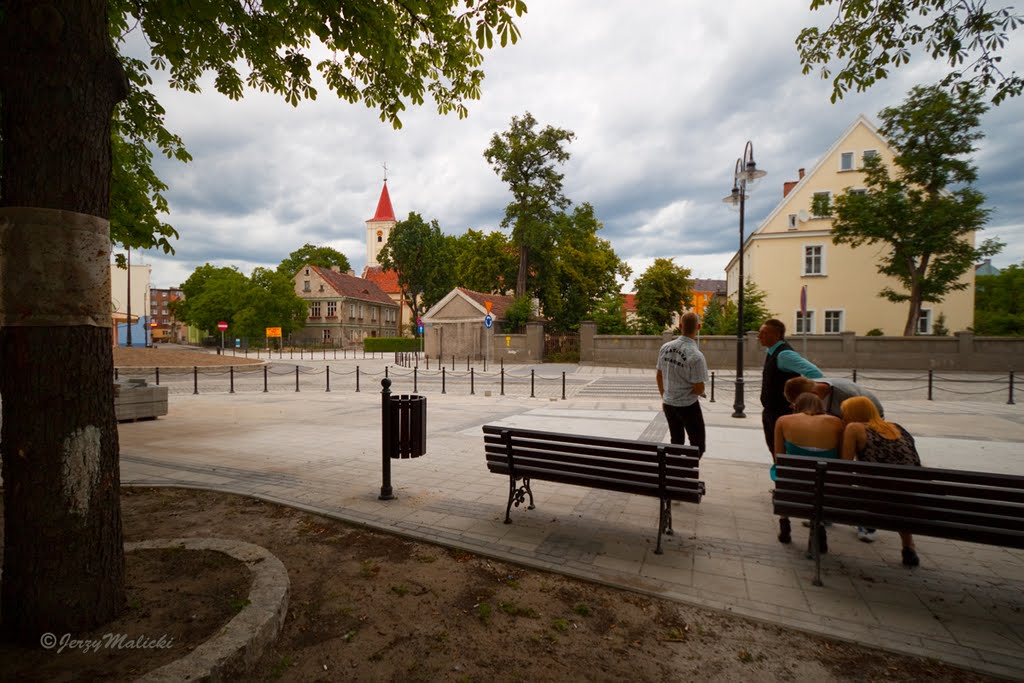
[973,262,1024,335]
[798,0,1023,104]
[484,111,574,297]
[830,85,1002,336]
[378,212,457,330]
[278,243,351,277]
[503,295,534,332]
[174,264,306,340]
[591,293,631,335]
[701,282,774,335]
[632,258,692,334]
[453,229,518,294]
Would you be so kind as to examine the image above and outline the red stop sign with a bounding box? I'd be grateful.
[217,321,228,331]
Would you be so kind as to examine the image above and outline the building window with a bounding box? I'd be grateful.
[788,214,797,229]
[371,307,377,321]
[303,280,311,292]
[795,310,815,334]
[840,151,854,171]
[349,303,355,319]
[917,309,933,335]
[322,329,331,342]
[803,245,824,276]
[862,149,878,165]
[848,188,867,197]
[824,310,844,334]
[309,302,321,317]
[327,301,337,317]
[358,304,363,319]
[811,191,831,218]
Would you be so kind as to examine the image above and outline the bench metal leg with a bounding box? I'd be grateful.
[656,498,671,554]
[504,476,534,524]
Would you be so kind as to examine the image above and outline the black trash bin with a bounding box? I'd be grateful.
[386,393,426,458]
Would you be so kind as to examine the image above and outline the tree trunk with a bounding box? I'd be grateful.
[0,0,128,642]
[516,244,528,298]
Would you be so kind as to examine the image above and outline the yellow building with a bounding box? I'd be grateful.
[726,115,975,336]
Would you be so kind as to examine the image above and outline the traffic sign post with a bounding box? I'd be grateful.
[800,286,808,356]
[217,321,228,353]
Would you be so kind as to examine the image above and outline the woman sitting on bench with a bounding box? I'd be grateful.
[840,397,922,567]
[773,392,844,549]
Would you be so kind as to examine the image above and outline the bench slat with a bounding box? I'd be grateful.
[484,434,700,466]
[483,425,699,459]
[484,445,701,479]
[776,456,1024,490]
[486,454,700,488]
[487,461,704,502]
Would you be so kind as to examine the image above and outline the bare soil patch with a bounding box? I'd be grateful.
[114,346,263,368]
[0,488,999,682]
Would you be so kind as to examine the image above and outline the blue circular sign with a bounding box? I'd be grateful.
[484,314,493,329]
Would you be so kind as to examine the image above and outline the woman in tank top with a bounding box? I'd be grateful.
[773,393,844,548]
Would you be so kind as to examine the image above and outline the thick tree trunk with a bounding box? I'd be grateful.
[0,0,128,641]
[516,245,528,298]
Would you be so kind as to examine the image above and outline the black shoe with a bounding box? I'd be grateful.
[778,518,791,544]
[902,547,920,567]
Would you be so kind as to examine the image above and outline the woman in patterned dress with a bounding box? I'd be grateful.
[840,396,922,567]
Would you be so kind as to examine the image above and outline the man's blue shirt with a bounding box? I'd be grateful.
[766,340,823,379]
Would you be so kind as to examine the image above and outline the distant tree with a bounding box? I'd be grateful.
[830,85,1003,336]
[484,112,574,297]
[591,293,631,335]
[174,265,251,334]
[536,204,631,331]
[453,229,518,294]
[701,282,774,335]
[798,0,1024,105]
[973,262,1024,335]
[504,295,534,332]
[278,244,351,277]
[633,258,693,334]
[378,212,456,333]
[235,268,308,340]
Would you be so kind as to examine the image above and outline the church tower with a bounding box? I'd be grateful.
[365,180,396,267]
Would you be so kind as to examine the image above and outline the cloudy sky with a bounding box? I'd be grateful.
[132,2,1024,290]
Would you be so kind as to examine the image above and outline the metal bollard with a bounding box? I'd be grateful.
[501,368,505,396]
[414,367,418,393]
[928,369,933,401]
[385,366,389,378]
[852,368,858,383]
[356,366,360,392]
[115,368,119,380]
[709,371,715,403]
[452,355,455,371]
[230,366,234,394]
[1009,370,1016,405]
[326,366,331,392]
[193,366,198,395]
[442,367,446,394]
[379,378,395,500]
[263,365,268,392]
[562,372,566,400]
[471,368,475,395]
[155,367,160,385]
[531,369,535,398]
[295,366,300,392]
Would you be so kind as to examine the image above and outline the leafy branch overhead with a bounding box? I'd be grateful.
[798,0,1023,104]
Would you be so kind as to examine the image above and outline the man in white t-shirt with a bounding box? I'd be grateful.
[656,312,709,455]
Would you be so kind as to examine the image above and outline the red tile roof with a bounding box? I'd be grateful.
[369,182,395,222]
[312,266,394,305]
[362,266,402,294]
[457,287,516,320]
[622,293,637,313]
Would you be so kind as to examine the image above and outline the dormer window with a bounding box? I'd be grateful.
[840,152,854,171]
[305,268,310,276]
[303,280,311,292]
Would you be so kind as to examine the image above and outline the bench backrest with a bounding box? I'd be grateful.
[774,455,1024,549]
[483,425,704,503]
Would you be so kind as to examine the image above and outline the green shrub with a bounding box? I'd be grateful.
[865,328,884,336]
[363,337,421,352]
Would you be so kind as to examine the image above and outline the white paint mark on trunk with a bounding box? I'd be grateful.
[62,426,102,515]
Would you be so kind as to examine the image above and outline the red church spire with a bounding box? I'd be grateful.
[370,181,395,222]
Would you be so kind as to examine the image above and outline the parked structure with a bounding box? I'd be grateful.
[291,265,400,346]
[725,115,975,336]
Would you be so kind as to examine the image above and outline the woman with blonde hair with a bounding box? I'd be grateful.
[773,392,844,547]
[841,396,922,567]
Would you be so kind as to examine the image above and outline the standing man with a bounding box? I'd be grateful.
[758,318,823,454]
[656,312,709,455]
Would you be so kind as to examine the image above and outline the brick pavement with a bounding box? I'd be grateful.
[117,364,1024,678]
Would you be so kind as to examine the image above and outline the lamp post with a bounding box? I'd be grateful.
[126,248,132,347]
[722,141,766,419]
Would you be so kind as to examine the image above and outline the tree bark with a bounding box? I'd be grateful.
[0,0,128,641]
[516,244,528,299]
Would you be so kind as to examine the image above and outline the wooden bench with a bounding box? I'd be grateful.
[773,454,1024,586]
[482,425,704,554]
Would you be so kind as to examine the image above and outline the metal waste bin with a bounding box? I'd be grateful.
[379,378,426,499]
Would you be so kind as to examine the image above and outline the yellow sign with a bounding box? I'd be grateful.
[266,327,282,338]
[485,300,493,314]
[505,336,511,347]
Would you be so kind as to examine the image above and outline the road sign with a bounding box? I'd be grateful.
[417,316,423,326]
[266,327,282,338]
[484,314,493,329]
[417,325,424,335]
[217,321,228,331]
[484,300,493,314]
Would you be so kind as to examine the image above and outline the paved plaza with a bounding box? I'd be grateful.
[117,360,1024,679]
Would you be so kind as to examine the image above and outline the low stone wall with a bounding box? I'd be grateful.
[579,322,1024,371]
[114,379,169,421]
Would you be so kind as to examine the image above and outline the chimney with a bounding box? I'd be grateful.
[347,269,355,277]
[330,265,341,273]
[782,168,808,198]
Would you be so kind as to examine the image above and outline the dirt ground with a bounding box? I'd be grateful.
[0,488,999,682]
[114,345,264,368]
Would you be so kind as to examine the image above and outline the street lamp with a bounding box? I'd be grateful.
[722,141,767,419]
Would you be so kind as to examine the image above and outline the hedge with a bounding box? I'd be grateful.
[363,336,422,352]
